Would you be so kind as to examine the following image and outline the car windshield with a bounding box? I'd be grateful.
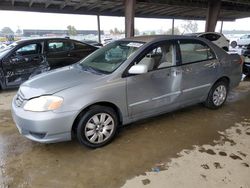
[79,40,144,74]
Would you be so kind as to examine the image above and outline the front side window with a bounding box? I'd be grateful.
[16,43,41,55]
[179,41,215,64]
[79,41,144,73]
[137,43,175,71]
[47,41,73,52]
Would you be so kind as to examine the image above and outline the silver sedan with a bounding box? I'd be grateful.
[11,35,242,148]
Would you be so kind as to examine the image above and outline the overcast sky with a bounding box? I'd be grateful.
[0,10,249,33]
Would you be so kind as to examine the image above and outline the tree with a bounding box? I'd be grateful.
[149,31,156,35]
[1,27,14,36]
[67,25,77,36]
[110,27,124,35]
[181,20,198,34]
[164,27,181,35]
[135,28,140,35]
[16,27,22,36]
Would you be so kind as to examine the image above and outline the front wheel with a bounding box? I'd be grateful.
[76,105,118,148]
[204,81,228,109]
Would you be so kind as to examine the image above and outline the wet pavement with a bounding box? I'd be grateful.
[0,77,250,188]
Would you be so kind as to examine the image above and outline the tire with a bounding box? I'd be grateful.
[204,80,229,109]
[76,105,118,148]
[231,41,237,48]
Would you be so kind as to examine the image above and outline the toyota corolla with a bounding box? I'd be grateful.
[11,35,242,148]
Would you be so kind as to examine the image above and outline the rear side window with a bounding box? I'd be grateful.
[16,43,41,55]
[74,42,88,50]
[179,41,215,64]
[200,34,221,41]
[47,41,73,52]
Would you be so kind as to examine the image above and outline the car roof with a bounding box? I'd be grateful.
[15,37,98,48]
[121,35,208,43]
[16,37,85,44]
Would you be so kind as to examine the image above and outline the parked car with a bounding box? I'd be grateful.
[241,44,250,76]
[82,40,103,48]
[0,43,7,50]
[11,35,242,148]
[0,38,97,89]
[231,34,250,48]
[187,32,230,51]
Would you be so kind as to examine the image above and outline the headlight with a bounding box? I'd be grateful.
[24,96,63,112]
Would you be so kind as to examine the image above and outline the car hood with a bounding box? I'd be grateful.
[20,65,106,99]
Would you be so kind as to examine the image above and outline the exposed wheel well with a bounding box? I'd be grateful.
[222,46,229,52]
[71,102,123,135]
[215,76,230,87]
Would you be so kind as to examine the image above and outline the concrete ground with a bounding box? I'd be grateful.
[0,77,250,188]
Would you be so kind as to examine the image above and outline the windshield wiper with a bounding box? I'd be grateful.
[78,64,105,75]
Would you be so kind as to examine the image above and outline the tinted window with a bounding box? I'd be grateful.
[47,41,73,52]
[74,42,88,50]
[16,43,41,55]
[180,41,215,64]
[201,34,220,41]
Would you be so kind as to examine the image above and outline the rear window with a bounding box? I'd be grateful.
[47,41,73,52]
[179,41,215,64]
[200,34,221,41]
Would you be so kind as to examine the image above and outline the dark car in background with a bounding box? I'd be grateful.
[242,44,250,76]
[0,38,97,89]
[82,40,103,48]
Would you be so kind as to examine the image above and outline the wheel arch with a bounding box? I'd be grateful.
[214,76,230,87]
[71,101,123,135]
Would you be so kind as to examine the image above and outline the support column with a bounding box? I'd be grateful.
[220,21,224,33]
[125,0,135,38]
[205,0,221,32]
[172,19,175,35]
[97,15,101,43]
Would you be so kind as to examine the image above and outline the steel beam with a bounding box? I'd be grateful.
[97,15,101,43]
[125,0,135,38]
[205,0,221,32]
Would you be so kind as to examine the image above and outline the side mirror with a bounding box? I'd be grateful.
[128,64,148,74]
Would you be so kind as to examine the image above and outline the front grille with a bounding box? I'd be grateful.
[15,92,25,107]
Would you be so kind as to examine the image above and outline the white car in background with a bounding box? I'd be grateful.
[231,34,250,48]
[187,32,230,51]
[0,43,7,50]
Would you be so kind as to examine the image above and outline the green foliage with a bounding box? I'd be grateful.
[1,27,14,36]
[67,25,77,36]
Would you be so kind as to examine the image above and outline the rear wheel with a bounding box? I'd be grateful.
[76,105,118,148]
[204,80,228,109]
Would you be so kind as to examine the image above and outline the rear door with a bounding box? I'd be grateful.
[2,42,44,87]
[45,39,74,69]
[177,39,218,104]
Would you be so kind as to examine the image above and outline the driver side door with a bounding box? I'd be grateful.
[2,42,44,87]
[126,41,182,119]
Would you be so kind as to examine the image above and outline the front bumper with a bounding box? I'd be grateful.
[11,97,78,143]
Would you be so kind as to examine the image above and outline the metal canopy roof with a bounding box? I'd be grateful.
[0,0,250,21]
